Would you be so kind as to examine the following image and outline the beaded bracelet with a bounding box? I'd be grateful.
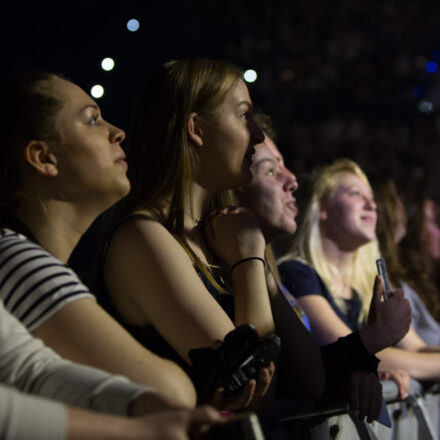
[230,256,266,272]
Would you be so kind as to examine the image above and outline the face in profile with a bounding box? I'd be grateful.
[320,172,377,250]
[50,78,130,208]
[241,136,298,243]
[195,79,264,191]
[421,199,440,261]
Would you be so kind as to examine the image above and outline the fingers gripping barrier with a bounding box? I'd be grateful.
[268,380,440,439]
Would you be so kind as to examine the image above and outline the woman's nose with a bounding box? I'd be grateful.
[365,196,377,211]
[111,125,126,144]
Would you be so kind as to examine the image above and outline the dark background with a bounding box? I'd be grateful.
[3,0,440,271]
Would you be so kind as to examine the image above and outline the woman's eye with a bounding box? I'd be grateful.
[88,115,99,125]
[241,111,252,121]
[266,169,275,176]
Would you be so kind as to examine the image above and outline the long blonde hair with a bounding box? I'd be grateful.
[285,158,380,323]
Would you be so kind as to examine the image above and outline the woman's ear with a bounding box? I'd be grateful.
[186,112,204,147]
[319,204,328,221]
[24,140,58,177]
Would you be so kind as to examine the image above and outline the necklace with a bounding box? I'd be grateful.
[183,210,201,225]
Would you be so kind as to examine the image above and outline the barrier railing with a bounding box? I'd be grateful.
[267,380,440,439]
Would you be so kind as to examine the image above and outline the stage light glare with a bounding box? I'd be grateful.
[91,85,104,99]
[101,58,115,71]
[244,69,257,83]
[127,19,140,32]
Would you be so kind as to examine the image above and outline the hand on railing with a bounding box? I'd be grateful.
[378,368,410,400]
[341,371,382,423]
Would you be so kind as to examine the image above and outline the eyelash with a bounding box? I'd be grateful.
[88,115,99,125]
[241,111,252,121]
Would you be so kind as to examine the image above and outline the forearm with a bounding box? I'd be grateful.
[66,407,135,440]
[28,361,152,415]
[127,357,196,408]
[231,260,275,336]
[359,325,388,355]
[0,302,149,415]
[0,384,67,440]
[419,346,440,353]
[378,347,440,380]
[321,332,379,393]
[31,300,197,408]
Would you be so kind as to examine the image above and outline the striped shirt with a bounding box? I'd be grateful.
[0,229,94,331]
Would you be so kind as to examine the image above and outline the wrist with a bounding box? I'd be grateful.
[359,326,384,355]
[230,257,265,272]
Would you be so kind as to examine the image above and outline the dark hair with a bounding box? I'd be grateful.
[370,175,406,287]
[0,71,62,226]
[399,196,440,321]
[253,110,277,141]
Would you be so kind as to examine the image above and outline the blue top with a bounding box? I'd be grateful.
[278,259,362,331]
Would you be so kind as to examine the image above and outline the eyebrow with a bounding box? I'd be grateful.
[345,184,373,196]
[237,100,253,110]
[254,157,278,169]
[80,104,100,113]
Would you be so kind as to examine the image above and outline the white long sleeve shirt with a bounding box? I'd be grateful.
[0,300,151,439]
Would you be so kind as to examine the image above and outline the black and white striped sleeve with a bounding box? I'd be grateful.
[0,230,95,331]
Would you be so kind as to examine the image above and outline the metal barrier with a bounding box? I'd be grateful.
[266,380,440,439]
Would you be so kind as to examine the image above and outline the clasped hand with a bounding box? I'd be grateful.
[202,206,266,267]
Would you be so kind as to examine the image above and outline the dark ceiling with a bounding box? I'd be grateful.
[3,1,440,196]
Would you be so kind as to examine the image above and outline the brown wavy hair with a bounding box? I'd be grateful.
[369,175,406,288]
[399,197,440,321]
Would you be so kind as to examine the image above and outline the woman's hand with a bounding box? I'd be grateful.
[360,275,411,354]
[342,371,382,423]
[378,368,410,400]
[203,206,266,267]
[211,362,275,411]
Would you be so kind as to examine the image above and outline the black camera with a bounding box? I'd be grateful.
[189,325,281,397]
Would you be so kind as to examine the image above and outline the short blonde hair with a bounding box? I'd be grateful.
[285,158,380,324]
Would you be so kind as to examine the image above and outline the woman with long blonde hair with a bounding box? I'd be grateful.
[279,158,440,382]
